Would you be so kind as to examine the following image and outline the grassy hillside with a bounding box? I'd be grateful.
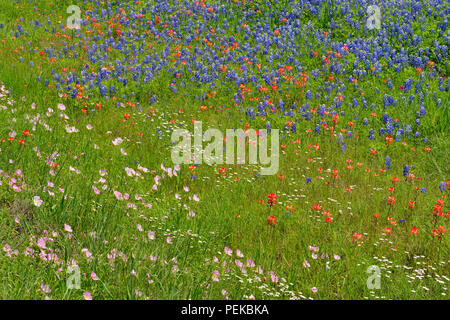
[0,0,448,300]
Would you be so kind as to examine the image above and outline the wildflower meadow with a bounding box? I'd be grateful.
[0,0,448,301]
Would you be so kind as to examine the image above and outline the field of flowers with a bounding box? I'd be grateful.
[0,0,448,300]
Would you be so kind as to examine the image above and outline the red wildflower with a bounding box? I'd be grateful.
[267,193,277,206]
[408,201,416,208]
[267,216,276,225]
[352,232,362,241]
[387,196,396,206]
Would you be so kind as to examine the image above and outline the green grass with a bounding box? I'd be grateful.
[0,0,448,300]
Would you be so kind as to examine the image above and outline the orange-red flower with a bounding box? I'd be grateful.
[408,201,416,208]
[352,232,362,241]
[267,216,276,225]
[267,193,277,206]
[387,196,396,206]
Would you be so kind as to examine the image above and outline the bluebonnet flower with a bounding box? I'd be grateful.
[291,123,297,133]
[403,166,409,177]
[419,105,426,117]
[385,156,391,169]
[305,90,312,100]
